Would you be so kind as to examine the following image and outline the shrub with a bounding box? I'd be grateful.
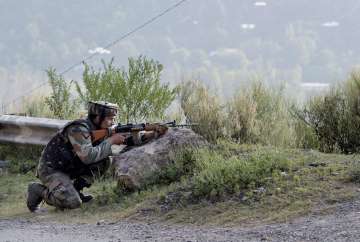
[301,70,360,153]
[45,67,78,119]
[150,143,292,202]
[178,80,225,143]
[146,149,197,186]
[76,56,177,123]
[190,147,292,199]
[17,96,53,118]
[347,161,360,184]
[227,81,295,147]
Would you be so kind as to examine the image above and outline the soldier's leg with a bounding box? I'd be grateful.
[27,182,47,212]
[73,159,111,202]
[75,158,111,188]
[40,172,82,209]
[73,176,93,203]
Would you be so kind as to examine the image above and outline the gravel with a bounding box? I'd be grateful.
[1,199,360,242]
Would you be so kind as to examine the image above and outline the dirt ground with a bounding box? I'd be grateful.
[1,198,360,242]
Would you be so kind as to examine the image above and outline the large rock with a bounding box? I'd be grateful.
[112,128,208,191]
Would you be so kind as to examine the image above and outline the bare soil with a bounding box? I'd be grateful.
[1,197,360,242]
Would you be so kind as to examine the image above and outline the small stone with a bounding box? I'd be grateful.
[96,220,105,225]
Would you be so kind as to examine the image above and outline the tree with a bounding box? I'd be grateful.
[76,56,177,123]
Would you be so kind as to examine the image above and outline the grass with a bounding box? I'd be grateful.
[1,144,359,226]
[0,144,43,174]
[0,172,35,218]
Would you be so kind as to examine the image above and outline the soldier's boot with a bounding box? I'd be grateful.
[73,177,93,203]
[78,192,93,203]
[26,182,46,212]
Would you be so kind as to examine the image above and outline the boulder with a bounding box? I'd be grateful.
[112,128,208,191]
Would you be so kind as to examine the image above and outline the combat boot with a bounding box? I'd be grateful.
[26,182,46,212]
[73,177,93,203]
[79,192,93,203]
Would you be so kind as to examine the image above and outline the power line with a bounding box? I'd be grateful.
[2,0,187,113]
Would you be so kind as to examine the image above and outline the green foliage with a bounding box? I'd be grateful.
[179,80,225,143]
[148,143,292,202]
[45,67,78,119]
[347,161,360,184]
[189,147,292,200]
[293,118,319,149]
[301,70,360,153]
[227,81,295,147]
[12,96,53,118]
[143,149,197,187]
[179,79,296,147]
[22,96,52,118]
[76,60,117,103]
[290,104,319,149]
[76,56,177,123]
[0,144,42,173]
[90,179,121,206]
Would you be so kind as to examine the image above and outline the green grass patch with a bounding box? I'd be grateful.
[1,143,359,226]
[0,173,35,217]
[0,144,42,173]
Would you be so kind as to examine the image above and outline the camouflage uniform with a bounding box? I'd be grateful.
[34,119,112,209]
[26,101,164,211]
[26,101,121,211]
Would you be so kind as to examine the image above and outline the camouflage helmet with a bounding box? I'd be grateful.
[88,101,118,117]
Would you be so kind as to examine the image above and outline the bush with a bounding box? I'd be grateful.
[293,117,319,150]
[145,149,197,187]
[347,161,360,184]
[227,81,295,147]
[17,96,53,118]
[151,143,292,202]
[190,147,292,199]
[301,70,360,153]
[45,67,79,119]
[179,80,225,143]
[76,56,177,123]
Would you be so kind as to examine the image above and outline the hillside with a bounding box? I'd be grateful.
[1,0,360,107]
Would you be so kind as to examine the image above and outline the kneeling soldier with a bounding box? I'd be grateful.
[26,101,166,211]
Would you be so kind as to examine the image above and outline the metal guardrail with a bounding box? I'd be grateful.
[0,115,69,145]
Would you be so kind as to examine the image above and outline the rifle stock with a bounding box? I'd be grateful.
[91,129,112,143]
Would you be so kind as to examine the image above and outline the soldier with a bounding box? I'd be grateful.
[26,101,167,212]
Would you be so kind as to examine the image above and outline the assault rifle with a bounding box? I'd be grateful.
[91,120,197,143]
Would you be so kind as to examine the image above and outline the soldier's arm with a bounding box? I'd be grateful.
[67,124,112,164]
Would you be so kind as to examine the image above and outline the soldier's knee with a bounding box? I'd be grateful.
[64,197,82,209]
[48,184,82,209]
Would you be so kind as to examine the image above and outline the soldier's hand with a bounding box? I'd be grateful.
[109,133,126,145]
[155,125,168,137]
